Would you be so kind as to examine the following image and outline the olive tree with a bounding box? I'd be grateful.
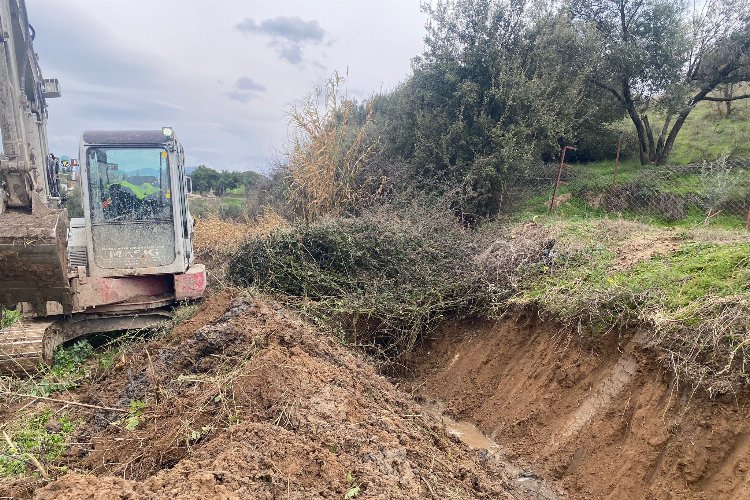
[573,0,750,165]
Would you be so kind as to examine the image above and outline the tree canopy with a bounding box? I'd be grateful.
[190,165,264,197]
[573,0,750,164]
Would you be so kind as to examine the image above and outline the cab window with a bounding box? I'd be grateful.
[87,147,172,223]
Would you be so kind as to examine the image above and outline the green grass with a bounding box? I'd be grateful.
[515,220,750,393]
[671,100,750,165]
[0,409,77,477]
[568,159,644,192]
[189,195,248,220]
[611,243,750,311]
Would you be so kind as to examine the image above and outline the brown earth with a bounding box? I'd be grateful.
[407,316,750,499]
[1,294,552,499]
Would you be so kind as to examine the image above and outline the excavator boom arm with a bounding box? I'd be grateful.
[0,0,70,315]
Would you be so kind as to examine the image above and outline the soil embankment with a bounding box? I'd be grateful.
[408,318,750,499]
[1,294,558,499]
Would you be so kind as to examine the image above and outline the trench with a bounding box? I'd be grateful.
[405,318,750,499]
[420,396,562,499]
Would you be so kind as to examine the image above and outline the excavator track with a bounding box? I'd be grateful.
[0,309,173,375]
[0,320,62,375]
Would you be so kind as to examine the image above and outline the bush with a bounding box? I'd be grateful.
[227,202,552,361]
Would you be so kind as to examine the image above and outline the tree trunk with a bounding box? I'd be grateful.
[655,108,692,165]
[642,115,657,162]
[625,104,650,164]
[655,114,672,156]
[724,85,733,117]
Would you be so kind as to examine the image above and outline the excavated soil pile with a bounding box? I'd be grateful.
[409,317,750,499]
[4,295,540,499]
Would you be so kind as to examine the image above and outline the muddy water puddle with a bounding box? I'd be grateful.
[421,397,562,499]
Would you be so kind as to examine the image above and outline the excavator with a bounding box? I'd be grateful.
[0,0,206,374]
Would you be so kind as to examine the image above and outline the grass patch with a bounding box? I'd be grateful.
[0,409,77,477]
[518,224,750,394]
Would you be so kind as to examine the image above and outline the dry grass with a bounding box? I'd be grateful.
[193,210,290,291]
[283,72,381,222]
[193,210,289,253]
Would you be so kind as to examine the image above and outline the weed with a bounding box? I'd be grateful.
[22,341,95,397]
[0,409,77,477]
[116,400,147,431]
[344,471,361,498]
[0,308,20,329]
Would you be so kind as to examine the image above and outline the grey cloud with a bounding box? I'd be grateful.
[235,16,324,43]
[226,90,257,104]
[273,42,303,65]
[235,77,266,92]
[235,16,324,66]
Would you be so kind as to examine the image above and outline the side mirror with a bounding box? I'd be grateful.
[185,176,193,194]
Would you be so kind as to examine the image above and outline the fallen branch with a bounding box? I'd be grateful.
[3,392,130,413]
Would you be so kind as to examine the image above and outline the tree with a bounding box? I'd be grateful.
[214,171,239,197]
[375,0,602,217]
[190,165,220,195]
[574,0,750,165]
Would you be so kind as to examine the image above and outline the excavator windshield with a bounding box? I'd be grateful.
[86,147,173,223]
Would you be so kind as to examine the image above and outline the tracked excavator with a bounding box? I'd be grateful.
[0,0,206,373]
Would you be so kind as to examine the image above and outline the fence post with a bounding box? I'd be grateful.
[549,145,576,213]
[612,133,622,190]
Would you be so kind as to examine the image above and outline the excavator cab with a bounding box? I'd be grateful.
[78,129,195,278]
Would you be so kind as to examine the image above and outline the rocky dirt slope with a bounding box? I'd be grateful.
[1,294,554,499]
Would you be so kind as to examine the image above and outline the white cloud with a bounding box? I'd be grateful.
[25,0,426,172]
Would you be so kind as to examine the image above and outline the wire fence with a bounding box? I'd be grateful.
[527,154,750,228]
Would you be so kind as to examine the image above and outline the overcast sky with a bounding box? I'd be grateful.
[26,0,426,172]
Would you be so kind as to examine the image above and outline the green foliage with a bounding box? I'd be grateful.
[190,165,220,195]
[0,409,77,477]
[118,400,147,431]
[373,0,609,218]
[29,341,95,397]
[345,471,361,498]
[190,165,264,197]
[572,0,750,164]
[227,202,551,359]
[1,308,20,329]
[64,186,84,218]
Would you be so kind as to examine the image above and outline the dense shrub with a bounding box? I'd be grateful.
[227,203,552,361]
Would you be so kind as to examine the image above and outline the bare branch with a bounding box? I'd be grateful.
[700,93,750,102]
[590,79,624,103]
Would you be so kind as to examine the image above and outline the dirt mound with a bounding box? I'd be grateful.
[408,317,750,499]
[4,294,544,499]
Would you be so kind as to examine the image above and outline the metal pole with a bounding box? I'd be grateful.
[612,133,622,190]
[549,146,576,213]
